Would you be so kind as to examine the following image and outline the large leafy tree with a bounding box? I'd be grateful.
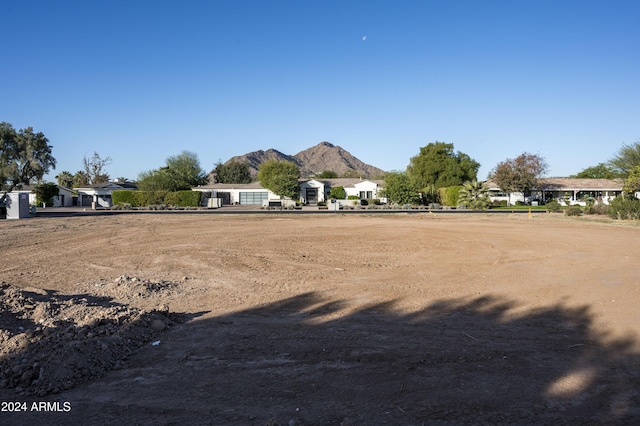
[165,151,209,189]
[33,182,60,207]
[609,141,640,177]
[213,160,252,184]
[458,180,491,210]
[406,142,479,192]
[257,160,300,199]
[489,152,548,201]
[381,171,419,205]
[138,150,208,191]
[572,163,621,179]
[83,151,112,185]
[0,122,56,192]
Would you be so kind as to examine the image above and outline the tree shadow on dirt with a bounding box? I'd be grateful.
[3,290,640,425]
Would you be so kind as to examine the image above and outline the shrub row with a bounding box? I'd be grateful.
[608,197,640,220]
[164,191,202,207]
[112,190,202,208]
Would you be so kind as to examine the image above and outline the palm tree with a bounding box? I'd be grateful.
[55,171,74,188]
[458,180,491,210]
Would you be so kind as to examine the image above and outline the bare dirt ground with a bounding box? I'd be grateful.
[1,212,639,425]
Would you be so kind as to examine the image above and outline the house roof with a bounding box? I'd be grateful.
[74,181,138,190]
[5,184,74,193]
[485,178,624,191]
[196,181,267,190]
[197,178,384,191]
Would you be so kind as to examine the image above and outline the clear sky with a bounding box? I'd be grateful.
[2,0,639,182]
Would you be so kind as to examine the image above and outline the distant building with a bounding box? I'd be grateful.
[486,178,624,206]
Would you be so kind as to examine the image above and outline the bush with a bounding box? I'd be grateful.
[608,196,640,220]
[347,195,360,200]
[585,203,609,215]
[141,191,168,206]
[328,186,346,200]
[164,190,202,207]
[112,203,132,210]
[546,200,562,213]
[112,190,136,206]
[565,206,583,216]
[438,186,462,207]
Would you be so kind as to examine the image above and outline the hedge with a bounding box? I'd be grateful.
[164,190,202,207]
[112,190,202,207]
[112,190,136,206]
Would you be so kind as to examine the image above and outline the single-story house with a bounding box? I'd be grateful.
[50,185,75,207]
[486,178,625,206]
[75,181,138,208]
[299,178,385,204]
[192,181,277,206]
[1,185,75,208]
[193,178,385,206]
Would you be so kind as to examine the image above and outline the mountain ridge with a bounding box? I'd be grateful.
[224,142,385,179]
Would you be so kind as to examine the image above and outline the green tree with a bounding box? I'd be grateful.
[55,170,74,188]
[609,141,640,177]
[420,183,438,204]
[72,170,90,187]
[257,160,300,199]
[489,152,548,204]
[33,182,59,207]
[381,171,418,205]
[458,180,491,210]
[341,169,362,178]
[83,151,112,185]
[213,160,252,184]
[438,186,463,207]
[328,186,346,199]
[165,151,209,190]
[317,170,338,179]
[623,165,640,195]
[137,168,174,191]
[137,151,208,191]
[0,122,56,193]
[572,163,621,179]
[406,142,479,193]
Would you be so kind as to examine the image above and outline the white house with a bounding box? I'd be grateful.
[1,185,74,208]
[75,181,138,208]
[486,178,624,206]
[194,178,385,206]
[193,182,276,206]
[299,178,385,204]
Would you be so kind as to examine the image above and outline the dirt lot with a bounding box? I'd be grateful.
[1,211,639,425]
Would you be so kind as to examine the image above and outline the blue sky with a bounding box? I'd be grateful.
[2,0,639,181]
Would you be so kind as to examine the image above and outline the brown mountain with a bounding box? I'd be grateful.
[225,142,385,179]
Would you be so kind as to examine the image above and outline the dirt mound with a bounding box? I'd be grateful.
[0,282,175,396]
